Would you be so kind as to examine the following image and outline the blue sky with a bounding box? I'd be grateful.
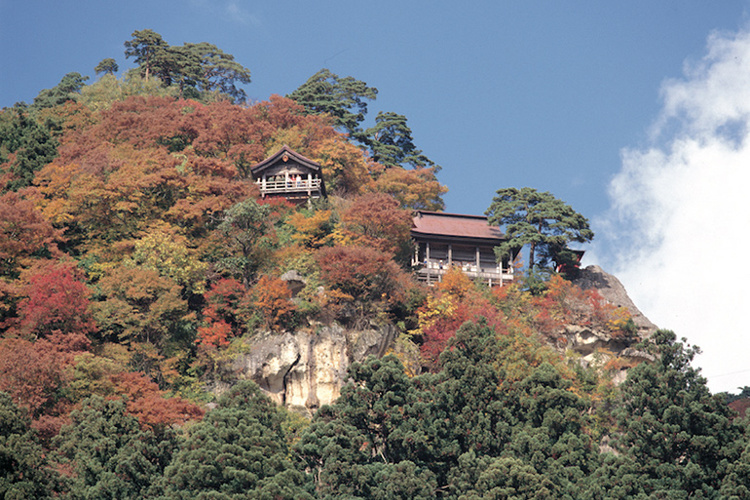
[2,1,750,391]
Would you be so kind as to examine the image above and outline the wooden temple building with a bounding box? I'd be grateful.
[411,210,517,286]
[250,146,326,204]
[250,148,518,286]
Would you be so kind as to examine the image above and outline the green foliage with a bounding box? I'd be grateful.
[31,72,89,111]
[124,30,251,102]
[216,198,276,285]
[486,187,594,271]
[159,381,313,499]
[0,105,59,191]
[94,58,119,75]
[0,392,57,499]
[364,111,438,169]
[124,29,169,82]
[297,321,601,498]
[5,46,750,500]
[288,68,377,143]
[54,395,177,500]
[605,330,746,497]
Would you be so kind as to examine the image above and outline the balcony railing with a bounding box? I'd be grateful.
[414,261,513,286]
[258,178,322,195]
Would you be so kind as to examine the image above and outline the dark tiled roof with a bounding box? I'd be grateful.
[250,145,322,177]
[411,211,506,241]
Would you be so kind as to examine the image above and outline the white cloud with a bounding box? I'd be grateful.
[600,27,750,393]
[189,0,261,27]
[224,1,261,27]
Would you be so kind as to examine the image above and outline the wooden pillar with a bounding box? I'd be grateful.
[476,247,481,274]
[448,244,452,266]
[426,242,431,285]
[307,172,312,196]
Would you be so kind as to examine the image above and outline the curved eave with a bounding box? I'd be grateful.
[250,145,323,177]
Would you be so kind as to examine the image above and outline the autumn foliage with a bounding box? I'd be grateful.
[411,268,508,367]
[0,81,628,456]
[110,371,204,431]
[3,261,96,339]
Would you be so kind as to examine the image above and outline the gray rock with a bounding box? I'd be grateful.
[231,323,395,416]
[574,265,658,337]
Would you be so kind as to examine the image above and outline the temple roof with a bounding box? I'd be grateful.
[411,211,506,242]
[250,145,322,177]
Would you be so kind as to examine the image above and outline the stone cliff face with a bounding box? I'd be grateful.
[231,324,396,416]
[223,265,655,410]
[567,265,658,383]
[574,265,657,336]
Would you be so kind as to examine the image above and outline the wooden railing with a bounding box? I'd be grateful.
[414,263,513,286]
[258,178,322,194]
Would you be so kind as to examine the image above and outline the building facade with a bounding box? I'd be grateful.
[411,210,516,286]
[250,145,325,204]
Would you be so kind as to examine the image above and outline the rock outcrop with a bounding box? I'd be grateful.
[223,265,656,409]
[574,265,658,337]
[231,323,396,416]
[563,265,658,382]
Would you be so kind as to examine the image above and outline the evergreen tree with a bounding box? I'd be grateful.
[605,330,745,498]
[0,392,57,499]
[296,355,437,498]
[486,187,593,271]
[287,68,378,143]
[124,30,251,102]
[124,29,168,82]
[0,105,59,191]
[159,381,313,499]
[500,363,599,498]
[364,111,438,169]
[53,395,176,500]
[31,72,89,110]
[95,58,119,75]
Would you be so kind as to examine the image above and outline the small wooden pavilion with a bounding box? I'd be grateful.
[250,146,326,204]
[411,210,516,286]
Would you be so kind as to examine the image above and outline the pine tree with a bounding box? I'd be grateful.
[159,381,313,499]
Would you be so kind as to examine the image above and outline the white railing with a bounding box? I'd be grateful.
[414,262,513,286]
[258,178,322,194]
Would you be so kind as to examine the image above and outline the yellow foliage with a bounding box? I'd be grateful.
[409,293,457,337]
[133,225,208,294]
[435,267,474,300]
[287,209,335,249]
[311,136,375,195]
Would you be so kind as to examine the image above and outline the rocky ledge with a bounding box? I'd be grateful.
[231,323,396,416]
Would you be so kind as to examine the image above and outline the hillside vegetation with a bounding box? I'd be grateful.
[1,36,749,499]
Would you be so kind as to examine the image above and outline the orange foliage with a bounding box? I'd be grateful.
[252,275,296,331]
[110,371,204,430]
[368,166,447,211]
[196,320,233,347]
[317,245,409,320]
[530,275,634,338]
[435,267,475,300]
[287,209,336,249]
[0,331,90,438]
[412,269,508,367]
[0,190,63,276]
[197,278,249,347]
[335,193,412,258]
[310,136,375,195]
